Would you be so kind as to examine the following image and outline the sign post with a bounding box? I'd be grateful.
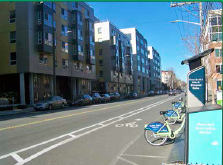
[187,66,205,108]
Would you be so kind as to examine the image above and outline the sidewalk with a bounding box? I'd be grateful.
[0,107,34,116]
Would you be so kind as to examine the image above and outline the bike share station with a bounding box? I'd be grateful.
[181,48,222,165]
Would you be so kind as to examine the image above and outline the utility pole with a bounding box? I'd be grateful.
[52,4,56,96]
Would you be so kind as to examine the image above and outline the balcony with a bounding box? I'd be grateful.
[73,52,84,62]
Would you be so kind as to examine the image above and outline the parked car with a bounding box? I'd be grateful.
[168,90,176,96]
[126,92,138,99]
[109,92,120,101]
[71,94,93,106]
[101,94,111,103]
[147,91,154,96]
[90,93,102,104]
[34,96,67,111]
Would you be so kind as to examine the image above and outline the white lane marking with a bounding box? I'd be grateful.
[135,119,142,121]
[11,154,24,163]
[109,133,142,165]
[0,96,179,164]
[122,154,166,159]
[92,105,100,106]
[118,157,138,165]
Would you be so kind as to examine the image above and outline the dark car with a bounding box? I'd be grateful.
[168,90,176,96]
[101,94,110,103]
[34,96,67,110]
[109,92,120,101]
[90,93,102,104]
[126,92,137,99]
[71,94,93,106]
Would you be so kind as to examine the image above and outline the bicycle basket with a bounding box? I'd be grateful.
[174,102,181,108]
[145,122,168,133]
[164,110,178,117]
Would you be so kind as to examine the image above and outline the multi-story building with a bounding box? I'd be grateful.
[161,70,176,90]
[147,46,161,91]
[120,28,149,95]
[202,9,222,96]
[0,2,97,105]
[94,21,133,94]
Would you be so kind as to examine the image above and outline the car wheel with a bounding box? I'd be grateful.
[61,103,65,109]
[48,104,53,110]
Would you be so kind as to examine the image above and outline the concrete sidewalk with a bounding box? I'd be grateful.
[0,107,34,116]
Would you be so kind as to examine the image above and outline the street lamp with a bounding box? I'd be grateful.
[171,20,201,26]
[117,54,130,93]
[52,30,72,96]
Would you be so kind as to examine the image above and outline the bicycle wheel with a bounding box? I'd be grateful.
[144,130,167,146]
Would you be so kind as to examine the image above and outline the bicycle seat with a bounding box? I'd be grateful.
[171,101,176,104]
[160,111,167,115]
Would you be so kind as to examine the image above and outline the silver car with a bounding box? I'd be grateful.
[34,96,67,110]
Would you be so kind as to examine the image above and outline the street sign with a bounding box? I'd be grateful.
[186,109,222,165]
[187,66,205,108]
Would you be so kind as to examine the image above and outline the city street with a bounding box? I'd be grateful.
[0,94,183,165]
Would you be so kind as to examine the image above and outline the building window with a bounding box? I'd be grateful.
[98,27,102,34]
[217,80,222,90]
[10,10,16,23]
[209,15,222,41]
[61,41,68,53]
[99,71,103,77]
[99,49,102,55]
[78,4,82,11]
[39,54,48,64]
[90,36,94,45]
[44,2,52,8]
[10,31,16,44]
[44,32,53,46]
[44,12,52,27]
[61,24,68,36]
[85,9,89,17]
[61,8,67,20]
[77,14,82,26]
[215,48,222,57]
[78,45,83,56]
[216,64,222,73]
[89,22,94,32]
[10,52,16,65]
[43,76,50,88]
[99,60,103,66]
[37,11,42,25]
[38,31,42,44]
[78,29,83,40]
[53,21,56,31]
[90,49,95,58]
[53,3,56,13]
[98,38,102,42]
[138,65,140,71]
[73,62,79,71]
[62,59,68,70]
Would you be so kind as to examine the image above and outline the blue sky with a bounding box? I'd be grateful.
[88,2,192,82]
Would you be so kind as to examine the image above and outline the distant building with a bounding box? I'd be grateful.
[94,21,133,94]
[120,28,149,95]
[161,70,176,90]
[148,46,161,91]
[202,9,222,95]
[0,2,98,104]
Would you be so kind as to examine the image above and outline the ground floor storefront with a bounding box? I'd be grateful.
[0,73,94,105]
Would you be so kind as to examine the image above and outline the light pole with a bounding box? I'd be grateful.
[117,55,130,93]
[171,20,201,26]
[52,29,72,96]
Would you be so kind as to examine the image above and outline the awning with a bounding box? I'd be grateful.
[181,48,214,65]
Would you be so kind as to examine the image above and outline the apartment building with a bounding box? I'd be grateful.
[0,2,97,105]
[148,46,161,91]
[120,28,149,95]
[202,9,222,95]
[94,21,133,94]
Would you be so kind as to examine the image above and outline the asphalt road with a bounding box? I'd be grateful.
[0,94,184,165]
